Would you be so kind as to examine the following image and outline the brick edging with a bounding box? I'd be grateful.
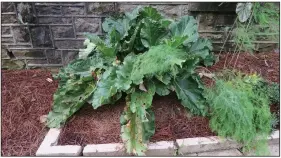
[36,129,279,156]
[35,128,82,156]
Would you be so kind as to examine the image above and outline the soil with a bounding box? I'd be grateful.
[57,94,215,146]
[1,52,280,155]
[1,70,58,156]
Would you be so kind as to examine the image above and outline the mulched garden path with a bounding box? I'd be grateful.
[1,52,279,155]
[1,70,58,156]
[58,52,280,146]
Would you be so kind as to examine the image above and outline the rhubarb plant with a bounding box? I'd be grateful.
[47,6,215,155]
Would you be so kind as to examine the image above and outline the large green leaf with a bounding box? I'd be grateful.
[85,33,117,57]
[130,81,156,122]
[187,38,213,59]
[170,16,199,45]
[121,20,143,55]
[102,17,131,40]
[121,96,155,156]
[140,18,167,48]
[125,6,142,21]
[173,74,207,116]
[115,54,135,91]
[236,3,253,23]
[154,79,170,96]
[78,39,96,59]
[130,45,187,84]
[54,53,112,86]
[163,36,188,48]
[140,6,162,21]
[46,76,96,128]
[91,67,119,109]
[91,55,135,109]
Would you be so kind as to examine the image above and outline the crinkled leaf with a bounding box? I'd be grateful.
[236,3,253,23]
[55,54,112,85]
[154,79,170,96]
[115,54,135,91]
[125,6,142,21]
[187,38,213,59]
[78,39,96,59]
[121,21,143,55]
[108,28,121,44]
[155,73,172,85]
[85,33,117,57]
[164,36,188,48]
[173,74,207,116]
[130,81,156,122]
[130,45,187,84]
[102,17,131,40]
[140,18,167,48]
[46,77,96,128]
[160,19,173,28]
[91,67,119,109]
[170,16,199,45]
[121,96,155,156]
[140,6,162,21]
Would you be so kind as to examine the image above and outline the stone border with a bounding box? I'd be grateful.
[36,129,279,156]
[36,128,82,156]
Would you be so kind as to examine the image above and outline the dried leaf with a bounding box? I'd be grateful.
[139,83,147,92]
[40,115,48,124]
[46,78,53,83]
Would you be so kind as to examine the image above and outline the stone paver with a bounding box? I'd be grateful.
[176,136,241,154]
[197,149,242,156]
[146,141,175,156]
[36,128,83,156]
[83,143,127,156]
[36,145,82,156]
[269,144,280,156]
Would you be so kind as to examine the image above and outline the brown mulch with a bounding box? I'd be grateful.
[200,52,280,87]
[57,94,215,146]
[1,70,58,156]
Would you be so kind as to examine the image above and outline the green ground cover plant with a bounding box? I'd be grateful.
[46,6,215,155]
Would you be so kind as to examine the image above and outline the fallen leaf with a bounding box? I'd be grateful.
[199,72,215,78]
[39,115,48,124]
[46,78,53,83]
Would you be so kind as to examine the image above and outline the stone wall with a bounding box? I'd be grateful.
[1,2,278,69]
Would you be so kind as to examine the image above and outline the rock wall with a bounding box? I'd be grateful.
[1,2,278,69]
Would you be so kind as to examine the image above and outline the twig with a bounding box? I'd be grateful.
[227,44,239,67]
[233,7,254,68]
[264,59,269,67]
[219,18,238,57]
[223,52,230,68]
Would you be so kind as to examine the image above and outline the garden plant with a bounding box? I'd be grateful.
[45,5,278,156]
[205,71,279,155]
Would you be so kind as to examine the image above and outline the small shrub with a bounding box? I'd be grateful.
[204,73,273,155]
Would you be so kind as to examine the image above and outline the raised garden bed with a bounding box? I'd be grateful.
[1,52,279,156]
[57,52,280,147]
